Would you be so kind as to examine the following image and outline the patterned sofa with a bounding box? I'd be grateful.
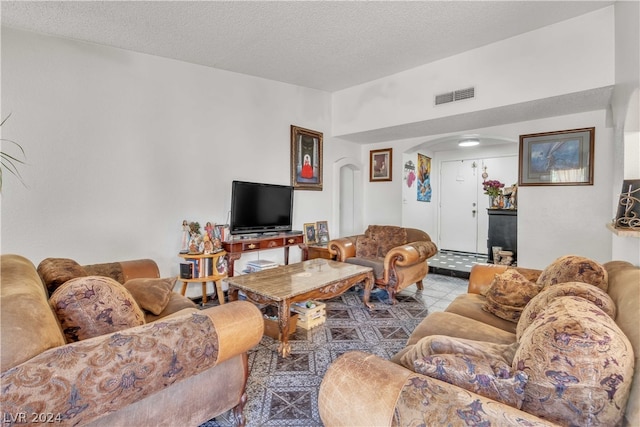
[318,256,639,426]
[328,225,438,303]
[0,254,264,426]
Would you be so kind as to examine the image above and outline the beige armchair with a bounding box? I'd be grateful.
[328,225,438,303]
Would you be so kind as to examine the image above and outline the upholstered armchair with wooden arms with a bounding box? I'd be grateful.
[328,225,438,303]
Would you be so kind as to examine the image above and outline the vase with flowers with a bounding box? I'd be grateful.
[483,179,505,208]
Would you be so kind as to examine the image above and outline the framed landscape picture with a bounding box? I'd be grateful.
[370,148,392,182]
[291,125,323,190]
[518,127,594,186]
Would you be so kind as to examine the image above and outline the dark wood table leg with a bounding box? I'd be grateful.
[226,253,242,277]
[227,286,239,302]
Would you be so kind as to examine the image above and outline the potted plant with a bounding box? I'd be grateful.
[0,114,26,191]
[482,179,505,208]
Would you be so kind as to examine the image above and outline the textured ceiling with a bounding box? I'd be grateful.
[1,1,614,92]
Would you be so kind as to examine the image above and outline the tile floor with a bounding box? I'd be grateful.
[428,249,489,279]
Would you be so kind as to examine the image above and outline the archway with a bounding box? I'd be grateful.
[333,157,363,237]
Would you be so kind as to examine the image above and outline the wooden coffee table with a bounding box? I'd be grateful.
[227,259,374,357]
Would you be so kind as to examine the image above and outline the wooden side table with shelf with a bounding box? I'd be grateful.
[301,244,335,260]
[222,232,304,276]
[178,251,227,305]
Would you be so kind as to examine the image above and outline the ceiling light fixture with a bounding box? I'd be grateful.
[458,139,480,147]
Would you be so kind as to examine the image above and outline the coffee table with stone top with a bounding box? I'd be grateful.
[227,259,374,357]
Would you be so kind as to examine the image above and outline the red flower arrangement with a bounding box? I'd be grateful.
[482,180,504,197]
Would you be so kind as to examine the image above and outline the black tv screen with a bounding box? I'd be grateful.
[230,181,294,235]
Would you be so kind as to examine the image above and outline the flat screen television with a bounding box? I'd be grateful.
[230,180,294,235]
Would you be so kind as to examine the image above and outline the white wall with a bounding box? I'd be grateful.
[0,28,360,296]
[361,111,614,270]
[332,7,614,137]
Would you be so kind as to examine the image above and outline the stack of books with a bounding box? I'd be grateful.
[245,259,278,273]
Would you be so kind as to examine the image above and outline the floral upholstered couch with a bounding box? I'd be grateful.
[1,254,264,426]
[328,225,438,303]
[318,256,639,426]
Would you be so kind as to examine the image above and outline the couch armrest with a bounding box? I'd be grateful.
[319,351,557,427]
[468,264,508,294]
[468,264,543,294]
[0,301,263,426]
[383,241,438,282]
[328,236,359,261]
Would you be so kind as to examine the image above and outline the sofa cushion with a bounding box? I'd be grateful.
[365,225,407,257]
[414,354,528,408]
[513,296,634,426]
[354,236,378,258]
[398,334,518,371]
[345,257,384,280]
[50,276,145,342]
[515,281,616,341]
[445,293,517,334]
[536,255,608,291]
[124,277,177,315]
[482,269,542,323]
[37,257,88,294]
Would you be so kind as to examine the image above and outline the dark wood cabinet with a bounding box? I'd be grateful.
[487,209,517,263]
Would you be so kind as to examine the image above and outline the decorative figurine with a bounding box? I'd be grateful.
[180,220,190,253]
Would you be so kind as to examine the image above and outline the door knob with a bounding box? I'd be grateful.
[472,209,477,217]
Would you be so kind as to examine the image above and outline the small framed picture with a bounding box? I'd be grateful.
[518,127,594,186]
[303,223,317,244]
[370,148,392,182]
[316,220,330,244]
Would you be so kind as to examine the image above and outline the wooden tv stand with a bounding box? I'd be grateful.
[222,232,304,276]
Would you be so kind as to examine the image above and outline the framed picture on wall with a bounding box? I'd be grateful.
[518,127,595,186]
[291,125,323,190]
[369,148,392,182]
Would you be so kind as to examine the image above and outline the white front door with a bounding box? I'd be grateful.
[439,160,480,253]
[439,156,518,255]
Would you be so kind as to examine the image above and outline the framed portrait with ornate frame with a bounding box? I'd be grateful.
[303,222,317,244]
[370,148,392,182]
[518,127,594,186]
[291,125,323,190]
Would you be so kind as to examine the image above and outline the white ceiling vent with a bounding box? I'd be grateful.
[435,87,475,105]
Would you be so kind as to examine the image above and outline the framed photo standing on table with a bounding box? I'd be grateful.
[303,223,317,244]
[291,125,323,190]
[518,127,595,186]
[316,220,330,244]
[370,148,392,182]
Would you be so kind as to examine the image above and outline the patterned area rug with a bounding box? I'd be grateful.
[200,273,466,426]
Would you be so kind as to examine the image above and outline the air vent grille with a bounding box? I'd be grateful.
[435,86,475,105]
[435,92,454,105]
[455,87,475,101]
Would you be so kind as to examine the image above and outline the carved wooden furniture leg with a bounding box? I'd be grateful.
[361,272,374,309]
[229,353,249,427]
[277,301,292,357]
[416,279,424,290]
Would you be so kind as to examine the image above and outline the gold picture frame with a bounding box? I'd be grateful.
[291,125,323,190]
[303,222,318,244]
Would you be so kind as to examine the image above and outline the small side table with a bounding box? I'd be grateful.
[178,251,227,305]
[302,244,335,261]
